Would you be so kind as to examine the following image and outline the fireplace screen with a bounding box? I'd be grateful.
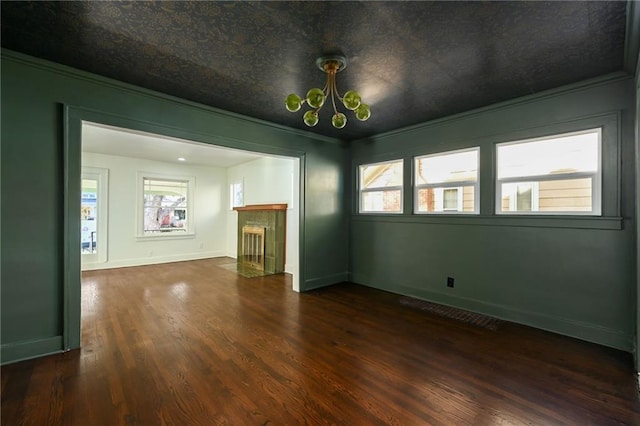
[241,226,266,270]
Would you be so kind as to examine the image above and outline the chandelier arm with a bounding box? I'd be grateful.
[316,73,330,114]
[322,78,329,94]
[330,73,339,115]
[333,74,343,100]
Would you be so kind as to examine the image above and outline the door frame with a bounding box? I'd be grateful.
[63,105,307,350]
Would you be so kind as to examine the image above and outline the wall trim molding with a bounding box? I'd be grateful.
[1,49,341,145]
[64,105,311,353]
[1,336,64,365]
[351,214,624,231]
[304,272,348,291]
[355,72,631,144]
[77,105,309,160]
[351,274,632,352]
[351,110,623,221]
[625,0,640,76]
[82,252,226,271]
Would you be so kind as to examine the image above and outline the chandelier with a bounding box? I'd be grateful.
[285,55,371,129]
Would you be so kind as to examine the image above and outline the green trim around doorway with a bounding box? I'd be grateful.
[63,105,308,351]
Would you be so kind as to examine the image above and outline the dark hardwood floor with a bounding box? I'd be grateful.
[2,258,639,425]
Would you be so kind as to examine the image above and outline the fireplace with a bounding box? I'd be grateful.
[234,204,287,274]
[241,226,265,270]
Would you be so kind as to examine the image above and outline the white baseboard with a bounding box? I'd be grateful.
[81,250,226,271]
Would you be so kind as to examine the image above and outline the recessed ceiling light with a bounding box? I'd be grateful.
[177,157,186,161]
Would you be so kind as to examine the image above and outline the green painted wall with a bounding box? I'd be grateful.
[350,75,636,351]
[0,50,349,363]
[1,48,637,364]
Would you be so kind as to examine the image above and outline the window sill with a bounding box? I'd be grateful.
[351,214,623,230]
[136,232,196,241]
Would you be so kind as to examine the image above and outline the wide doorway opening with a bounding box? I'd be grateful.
[80,121,301,290]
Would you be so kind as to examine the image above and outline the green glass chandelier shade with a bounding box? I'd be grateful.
[285,93,303,112]
[305,88,326,109]
[285,55,371,129]
[303,110,319,127]
[331,112,347,129]
[355,103,371,121]
[342,90,361,110]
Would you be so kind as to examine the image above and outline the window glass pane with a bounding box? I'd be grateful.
[415,149,478,185]
[143,178,188,232]
[516,184,533,212]
[230,182,243,208]
[417,186,475,213]
[360,160,403,189]
[497,131,599,179]
[500,178,592,213]
[362,189,402,212]
[443,188,458,210]
[81,179,98,253]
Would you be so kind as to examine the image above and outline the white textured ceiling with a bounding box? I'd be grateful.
[82,122,264,168]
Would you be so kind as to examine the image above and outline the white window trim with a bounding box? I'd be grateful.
[495,128,601,216]
[358,159,404,214]
[414,147,479,215]
[136,172,195,239]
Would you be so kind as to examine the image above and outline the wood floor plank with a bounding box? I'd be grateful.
[2,257,639,425]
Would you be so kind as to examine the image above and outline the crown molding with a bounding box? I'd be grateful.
[1,48,342,145]
[355,71,631,144]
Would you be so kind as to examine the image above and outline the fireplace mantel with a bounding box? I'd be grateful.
[234,203,287,212]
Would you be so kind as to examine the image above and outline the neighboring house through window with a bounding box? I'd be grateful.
[439,187,464,212]
[501,182,540,212]
[496,129,601,215]
[138,174,194,236]
[359,159,404,213]
[414,147,479,214]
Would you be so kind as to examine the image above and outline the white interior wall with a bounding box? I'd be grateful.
[82,152,227,270]
[226,156,299,277]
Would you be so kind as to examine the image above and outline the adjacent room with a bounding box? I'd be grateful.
[80,122,300,288]
[1,1,639,424]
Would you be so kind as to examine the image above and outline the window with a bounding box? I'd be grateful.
[359,159,403,213]
[140,175,194,236]
[230,180,243,209]
[501,182,539,212]
[441,187,463,211]
[414,148,479,214]
[496,129,601,215]
[81,167,109,265]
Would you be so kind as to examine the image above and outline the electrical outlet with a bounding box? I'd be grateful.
[447,277,455,288]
